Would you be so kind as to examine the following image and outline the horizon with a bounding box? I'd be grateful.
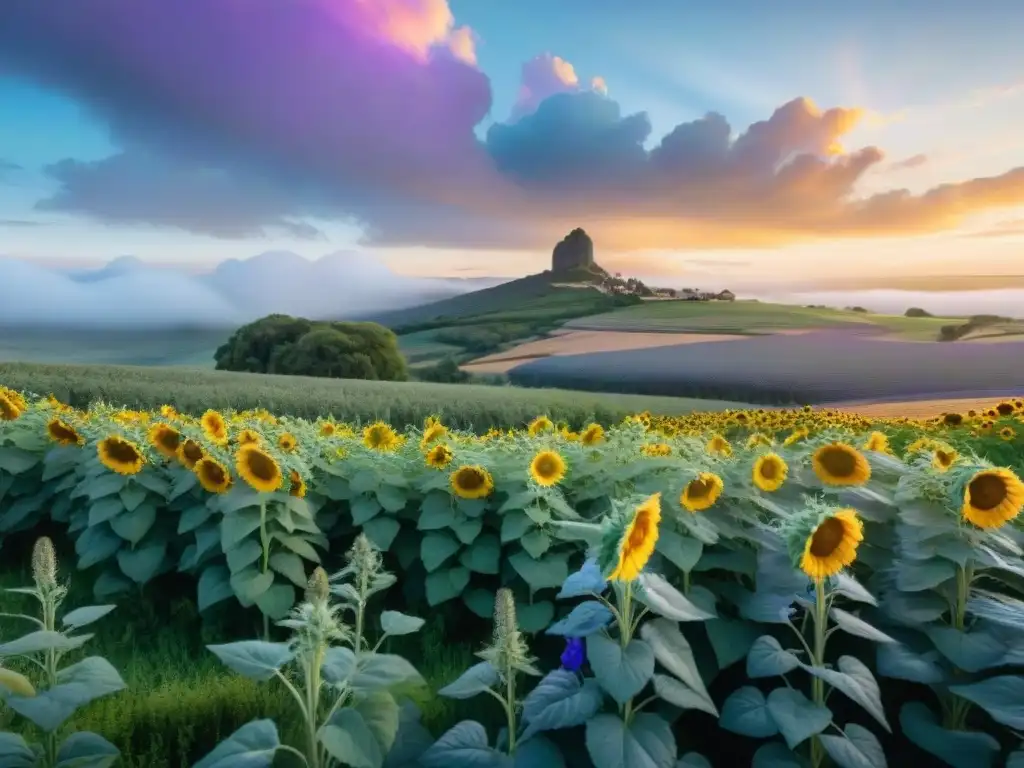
[1,0,1023,288]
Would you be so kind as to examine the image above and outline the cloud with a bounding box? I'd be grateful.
[0,219,42,228]
[0,160,23,179]
[960,218,1024,239]
[0,251,488,328]
[886,154,928,172]
[2,0,1024,252]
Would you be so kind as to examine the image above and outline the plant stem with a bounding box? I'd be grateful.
[682,570,691,594]
[305,644,325,768]
[945,562,975,730]
[809,578,827,768]
[505,669,518,754]
[259,499,271,641]
[42,593,58,768]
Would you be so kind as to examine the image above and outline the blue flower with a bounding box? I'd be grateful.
[561,637,586,672]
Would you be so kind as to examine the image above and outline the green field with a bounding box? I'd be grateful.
[0,327,230,367]
[563,299,961,338]
[0,360,746,429]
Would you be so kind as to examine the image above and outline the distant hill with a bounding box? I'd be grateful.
[365,265,609,329]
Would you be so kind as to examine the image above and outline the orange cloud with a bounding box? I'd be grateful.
[356,0,476,64]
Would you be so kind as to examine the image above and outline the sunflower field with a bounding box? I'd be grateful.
[2,384,1024,767]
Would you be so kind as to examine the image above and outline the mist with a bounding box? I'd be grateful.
[0,252,501,329]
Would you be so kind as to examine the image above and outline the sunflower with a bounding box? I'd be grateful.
[905,437,936,456]
[862,431,890,453]
[528,416,554,436]
[706,434,732,457]
[425,443,453,469]
[97,436,145,475]
[1000,426,1017,441]
[997,401,1016,417]
[941,412,964,427]
[420,423,448,448]
[641,442,672,457]
[319,422,337,437]
[363,422,399,451]
[811,442,871,486]
[200,409,229,445]
[147,422,181,459]
[236,428,262,446]
[530,450,566,487]
[753,453,788,492]
[681,472,724,512]
[0,393,21,421]
[607,494,662,582]
[288,469,306,498]
[746,433,772,449]
[177,439,204,470]
[961,467,1024,529]
[450,465,494,500]
[159,404,178,419]
[580,423,605,446]
[278,433,298,452]
[932,446,958,472]
[194,457,232,494]
[783,428,808,447]
[46,418,83,446]
[236,445,284,493]
[797,508,863,581]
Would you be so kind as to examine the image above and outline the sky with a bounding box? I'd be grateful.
[1,0,1023,288]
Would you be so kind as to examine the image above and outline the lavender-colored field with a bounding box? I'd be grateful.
[506,329,1024,404]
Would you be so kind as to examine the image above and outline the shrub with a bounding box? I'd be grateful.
[214,314,408,381]
[905,307,932,317]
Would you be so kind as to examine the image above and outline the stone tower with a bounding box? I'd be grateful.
[551,228,595,273]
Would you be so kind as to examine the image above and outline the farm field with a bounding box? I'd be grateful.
[0,326,229,367]
[832,395,1024,418]
[0,360,747,429]
[1,386,1023,767]
[507,329,1024,404]
[562,299,959,339]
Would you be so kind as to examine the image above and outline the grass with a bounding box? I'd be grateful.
[0,533,497,768]
[0,360,747,430]
[563,299,963,339]
[0,327,229,368]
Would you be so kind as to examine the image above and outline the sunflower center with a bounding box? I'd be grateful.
[183,441,203,462]
[759,460,779,480]
[202,462,226,485]
[809,517,845,557]
[687,479,711,499]
[536,455,559,477]
[245,449,280,482]
[458,469,484,490]
[158,429,180,452]
[627,513,652,549]
[106,439,141,464]
[969,474,1008,511]
[818,447,856,477]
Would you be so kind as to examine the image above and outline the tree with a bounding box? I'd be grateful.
[215,315,408,381]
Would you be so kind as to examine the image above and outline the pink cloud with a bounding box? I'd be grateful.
[509,53,607,122]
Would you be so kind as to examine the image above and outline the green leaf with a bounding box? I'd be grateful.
[521,669,604,740]
[3,656,126,732]
[557,558,607,599]
[276,533,321,562]
[747,634,801,678]
[0,732,35,768]
[61,605,116,631]
[459,534,501,574]
[119,483,148,512]
[752,742,808,767]
[225,538,263,573]
[438,661,499,700]
[362,516,401,550]
[419,721,509,768]
[450,513,483,545]
[463,588,496,619]
[514,736,566,768]
[198,566,234,611]
[425,566,470,606]
[88,497,123,526]
[319,709,384,768]
[221,508,263,550]
[421,531,461,572]
[55,731,120,768]
[0,447,40,475]
[500,511,533,542]
[509,549,569,591]
[657,529,703,573]
[818,723,886,768]
[584,712,677,768]
[86,473,127,501]
[377,485,407,513]
[380,611,425,637]
[351,653,425,693]
[0,630,91,657]
[949,675,1024,729]
[876,642,944,684]
[351,495,382,525]
[587,634,655,705]
[652,674,718,717]
[766,688,832,749]
[720,687,779,738]
[178,504,213,534]
[833,573,877,605]
[269,552,308,586]
[896,560,956,592]
[193,719,281,768]
[255,582,295,620]
[637,572,715,622]
[321,647,357,685]
[640,618,716,715]
[803,656,889,732]
[217,485,262,514]
[677,754,713,768]
[355,690,401,756]
[206,641,294,681]
[521,529,552,559]
[829,607,897,644]
[546,601,613,637]
[517,600,555,633]
[117,542,166,584]
[418,491,456,530]
[230,568,274,604]
[926,626,1007,672]
[900,702,1000,768]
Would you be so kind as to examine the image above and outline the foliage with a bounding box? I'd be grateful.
[0,536,127,768]
[214,314,409,382]
[195,534,432,768]
[0,362,742,429]
[2,388,1024,765]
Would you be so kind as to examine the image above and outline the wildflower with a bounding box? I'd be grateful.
[812,442,871,486]
[752,453,788,492]
[604,494,662,582]
[681,472,724,512]
[786,503,863,582]
[236,445,284,493]
[530,450,566,487]
[195,457,232,494]
[450,465,493,500]
[560,637,586,672]
[961,467,1024,530]
[97,436,146,475]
